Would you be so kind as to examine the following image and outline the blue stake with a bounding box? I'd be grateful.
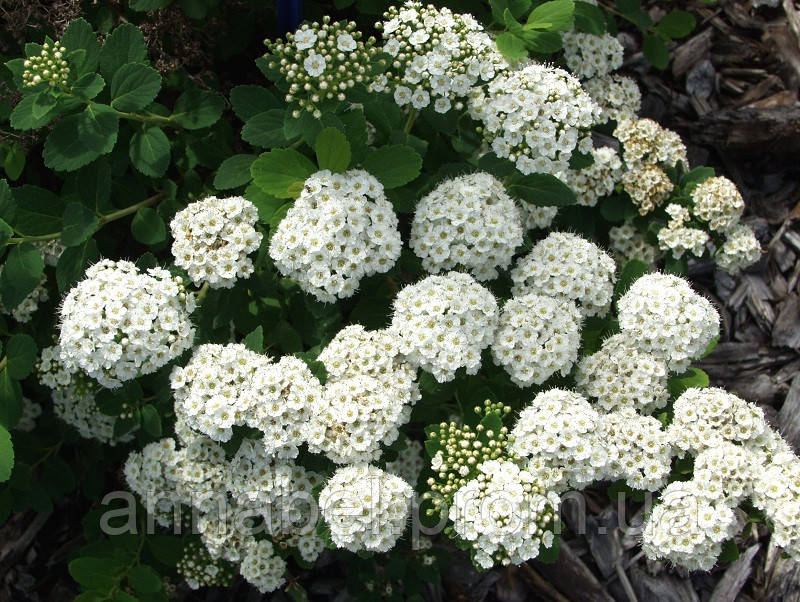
[277,0,303,35]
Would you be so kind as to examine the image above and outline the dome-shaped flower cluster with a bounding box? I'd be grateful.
[518,204,558,230]
[561,32,624,80]
[583,74,641,124]
[450,459,559,569]
[668,387,767,456]
[58,259,196,388]
[124,438,185,527]
[16,397,41,432]
[576,333,669,414]
[620,163,674,215]
[558,146,623,207]
[656,204,710,259]
[510,232,616,317]
[239,540,287,594]
[614,118,687,168]
[690,176,745,232]
[269,169,402,303]
[319,464,413,552]
[692,441,760,503]
[23,40,68,87]
[491,293,582,387]
[467,64,598,175]
[510,389,604,491]
[608,223,659,266]
[170,195,262,289]
[265,18,378,117]
[753,451,800,560]
[389,271,498,382]
[410,172,523,280]
[617,273,719,372]
[716,223,761,275]
[177,540,235,590]
[642,480,742,571]
[170,343,322,458]
[372,2,510,113]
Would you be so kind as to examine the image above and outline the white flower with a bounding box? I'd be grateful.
[609,222,659,266]
[584,74,641,124]
[303,52,327,77]
[556,146,622,207]
[562,32,624,80]
[691,177,745,232]
[294,28,318,50]
[239,540,287,593]
[657,203,711,259]
[337,33,357,51]
[716,223,761,275]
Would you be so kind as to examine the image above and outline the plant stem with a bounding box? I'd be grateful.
[195,281,211,304]
[403,108,418,134]
[8,192,163,245]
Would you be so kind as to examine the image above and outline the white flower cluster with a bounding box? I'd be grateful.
[410,172,523,280]
[308,325,419,464]
[621,163,674,215]
[170,195,262,289]
[561,32,624,80]
[510,232,616,318]
[23,40,68,87]
[266,18,377,117]
[518,204,558,231]
[37,344,135,444]
[449,459,559,569]
[124,438,185,526]
[491,294,582,387]
[583,74,641,124]
[753,451,800,560]
[373,2,510,113]
[642,480,742,571]
[510,389,604,491]
[691,177,745,232]
[389,271,498,382]
[269,169,402,303]
[617,273,719,372]
[608,223,659,266]
[1,273,48,323]
[319,464,413,553]
[557,146,623,207]
[657,204,710,259]
[58,259,196,388]
[239,540,287,594]
[693,441,761,503]
[576,333,669,414]
[385,439,425,485]
[468,64,598,175]
[599,409,672,491]
[170,344,321,458]
[716,223,761,275]
[177,540,235,590]
[668,387,766,456]
[16,397,42,432]
[35,239,65,266]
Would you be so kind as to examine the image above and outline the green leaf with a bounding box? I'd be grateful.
[536,533,560,564]
[361,145,422,189]
[0,243,44,310]
[71,73,106,100]
[599,195,638,223]
[43,104,119,172]
[244,185,285,221]
[31,92,57,120]
[74,159,112,212]
[574,1,606,34]
[614,259,649,300]
[656,10,696,40]
[719,539,740,564]
[61,202,98,247]
[129,127,170,177]
[129,0,172,10]
[215,154,256,189]
[69,557,123,591]
[315,127,351,173]
[0,219,12,248]
[490,0,532,22]
[5,334,37,380]
[230,85,280,122]
[243,325,264,352]
[616,0,653,30]
[525,0,575,31]
[251,149,316,198]
[12,185,63,235]
[272,320,303,353]
[110,63,161,111]
[668,367,710,398]
[0,426,12,482]
[9,94,61,131]
[140,405,162,438]
[521,30,563,53]
[98,23,148,80]
[681,166,715,192]
[241,109,286,148]
[3,142,25,181]
[495,32,528,60]
[56,238,99,292]
[62,18,102,75]
[0,368,22,429]
[643,34,669,70]
[171,89,224,130]
[131,207,166,245]
[128,564,162,594]
[509,173,577,206]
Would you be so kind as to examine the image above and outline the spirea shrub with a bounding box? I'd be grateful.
[0,3,791,599]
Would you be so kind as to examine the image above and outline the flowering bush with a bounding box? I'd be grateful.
[0,1,784,599]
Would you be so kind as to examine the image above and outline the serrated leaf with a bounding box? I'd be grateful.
[129,127,170,177]
[243,325,264,352]
[5,334,37,380]
[140,405,162,438]
[69,557,123,590]
[668,368,710,398]
[521,30,563,53]
[71,73,105,100]
[3,142,25,181]
[98,23,147,80]
[62,18,102,75]
[251,149,316,198]
[495,32,528,60]
[230,85,280,122]
[171,88,224,130]
[656,10,696,40]
[12,185,63,235]
[215,154,256,189]
[509,173,577,206]
[315,127,351,173]
[110,62,161,111]
[643,34,669,70]
[0,425,12,482]
[56,238,99,292]
[0,243,44,310]
[131,207,166,245]
[614,259,649,300]
[0,219,12,248]
[361,144,422,189]
[525,0,575,31]
[0,368,22,429]
[43,104,119,172]
[244,184,285,221]
[61,202,98,247]
[9,94,61,131]
[241,109,286,148]
[31,92,57,120]
[574,1,606,34]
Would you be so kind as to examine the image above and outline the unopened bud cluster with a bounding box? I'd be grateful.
[23,41,69,87]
